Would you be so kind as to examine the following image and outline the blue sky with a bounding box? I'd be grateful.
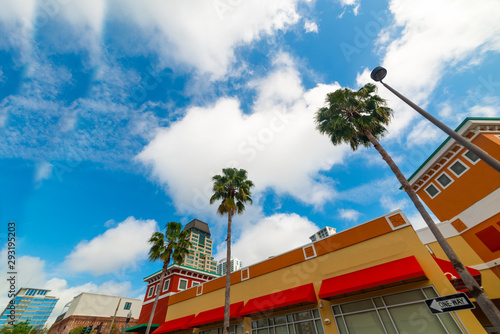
[1,0,499,326]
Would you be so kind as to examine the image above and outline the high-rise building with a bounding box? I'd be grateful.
[309,226,336,242]
[182,219,218,274]
[217,257,242,276]
[0,288,58,328]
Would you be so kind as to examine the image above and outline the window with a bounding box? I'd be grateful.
[449,160,468,177]
[251,309,323,334]
[463,150,480,164]
[424,183,440,198]
[436,172,453,188]
[162,279,170,292]
[333,288,463,334]
[147,285,155,298]
[124,302,132,310]
[200,324,244,334]
[178,279,188,290]
[192,281,200,287]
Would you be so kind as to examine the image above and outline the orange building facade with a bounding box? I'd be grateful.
[133,117,500,334]
[408,117,500,333]
[139,211,486,334]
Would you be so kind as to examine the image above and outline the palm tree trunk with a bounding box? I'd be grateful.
[223,211,233,334]
[364,129,500,330]
[145,260,169,334]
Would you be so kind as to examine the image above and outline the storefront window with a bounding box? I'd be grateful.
[199,324,244,334]
[251,309,323,334]
[332,287,463,334]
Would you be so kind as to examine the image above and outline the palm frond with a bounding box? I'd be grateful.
[315,83,394,151]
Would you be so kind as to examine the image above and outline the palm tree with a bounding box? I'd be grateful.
[210,168,254,334]
[145,222,192,334]
[315,83,500,330]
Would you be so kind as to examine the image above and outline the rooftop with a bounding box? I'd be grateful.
[183,219,211,236]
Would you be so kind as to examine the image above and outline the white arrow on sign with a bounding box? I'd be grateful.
[430,299,443,312]
[429,296,469,312]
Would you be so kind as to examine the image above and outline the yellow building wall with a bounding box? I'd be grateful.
[425,226,500,300]
[163,216,486,334]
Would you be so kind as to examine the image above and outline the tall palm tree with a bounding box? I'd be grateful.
[210,168,254,334]
[145,222,192,334]
[315,83,500,330]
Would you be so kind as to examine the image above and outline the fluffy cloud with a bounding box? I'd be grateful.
[406,120,442,148]
[338,208,363,221]
[64,217,157,275]
[137,55,348,214]
[214,213,319,266]
[366,0,500,137]
[35,161,53,182]
[304,20,318,33]
[113,0,304,78]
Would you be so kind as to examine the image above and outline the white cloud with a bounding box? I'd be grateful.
[35,161,53,182]
[137,55,348,215]
[338,208,363,221]
[337,0,360,16]
[64,217,157,275]
[214,213,319,266]
[304,20,318,33]
[0,0,36,62]
[470,104,500,117]
[406,120,442,148]
[57,0,106,33]
[380,194,408,212]
[113,0,303,78]
[368,0,500,137]
[405,209,441,230]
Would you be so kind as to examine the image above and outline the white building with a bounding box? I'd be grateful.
[49,292,141,334]
[309,226,336,242]
[217,257,242,276]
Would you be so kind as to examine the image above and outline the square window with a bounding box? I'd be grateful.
[178,279,188,290]
[424,184,440,198]
[192,282,200,287]
[449,160,468,177]
[463,150,479,164]
[124,302,132,310]
[436,173,453,188]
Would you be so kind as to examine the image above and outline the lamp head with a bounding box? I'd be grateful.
[370,66,387,82]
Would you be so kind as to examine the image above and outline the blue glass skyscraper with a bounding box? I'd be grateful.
[0,288,58,328]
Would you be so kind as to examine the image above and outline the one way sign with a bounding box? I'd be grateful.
[425,292,475,314]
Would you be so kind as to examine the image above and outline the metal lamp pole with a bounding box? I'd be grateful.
[370,66,500,173]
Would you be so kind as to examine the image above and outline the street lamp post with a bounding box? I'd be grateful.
[370,66,500,173]
[370,66,500,331]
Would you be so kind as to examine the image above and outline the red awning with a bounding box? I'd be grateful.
[433,257,481,278]
[319,256,427,299]
[152,314,195,334]
[239,283,317,316]
[188,301,244,327]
